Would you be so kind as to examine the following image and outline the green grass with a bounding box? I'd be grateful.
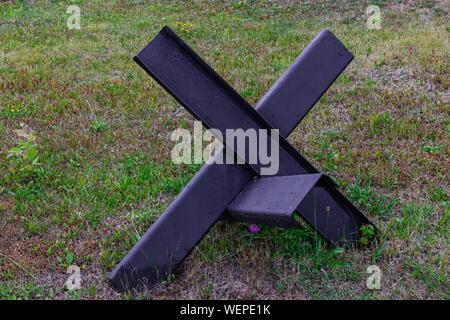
[0,279,54,300]
[0,0,448,299]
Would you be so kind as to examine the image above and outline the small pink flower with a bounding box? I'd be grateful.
[249,224,260,233]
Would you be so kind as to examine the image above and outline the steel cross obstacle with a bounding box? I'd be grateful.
[109,26,375,292]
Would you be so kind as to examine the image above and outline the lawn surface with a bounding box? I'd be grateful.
[0,0,448,299]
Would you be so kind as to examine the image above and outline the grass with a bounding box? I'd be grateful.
[0,0,448,299]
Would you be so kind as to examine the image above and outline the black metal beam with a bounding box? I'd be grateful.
[133,26,372,242]
[227,174,335,228]
[109,27,371,292]
[133,27,315,176]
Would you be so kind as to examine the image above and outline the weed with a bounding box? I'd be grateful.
[90,119,108,132]
[359,224,375,245]
[4,129,41,187]
[1,102,33,117]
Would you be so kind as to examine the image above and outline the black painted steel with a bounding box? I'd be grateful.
[254,29,355,137]
[228,174,336,228]
[228,174,363,244]
[134,27,315,176]
[134,26,372,240]
[109,26,374,292]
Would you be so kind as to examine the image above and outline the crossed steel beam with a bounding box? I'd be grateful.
[109,26,374,292]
